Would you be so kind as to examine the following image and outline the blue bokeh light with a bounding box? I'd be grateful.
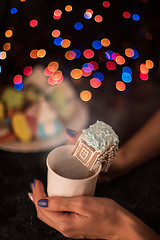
[105,51,114,60]
[131,50,139,59]
[73,49,81,58]
[92,40,102,49]
[14,82,23,91]
[10,8,17,14]
[74,22,83,30]
[122,73,132,83]
[54,37,63,46]
[132,14,140,21]
[122,67,132,75]
[82,63,94,73]
[93,72,104,81]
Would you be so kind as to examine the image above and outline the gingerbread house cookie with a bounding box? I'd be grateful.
[72,120,119,172]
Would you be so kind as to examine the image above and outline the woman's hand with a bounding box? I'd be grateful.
[29,180,160,240]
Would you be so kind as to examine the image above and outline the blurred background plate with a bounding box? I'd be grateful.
[0,99,89,152]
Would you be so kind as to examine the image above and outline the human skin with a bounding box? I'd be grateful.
[29,108,160,239]
[30,180,160,240]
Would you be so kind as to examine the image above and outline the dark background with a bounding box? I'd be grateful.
[0,0,160,239]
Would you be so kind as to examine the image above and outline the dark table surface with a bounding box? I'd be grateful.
[0,80,160,240]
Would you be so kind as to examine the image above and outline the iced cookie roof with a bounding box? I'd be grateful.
[80,120,119,152]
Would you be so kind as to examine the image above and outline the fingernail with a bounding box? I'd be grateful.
[28,192,33,202]
[30,182,33,191]
[66,129,77,137]
[34,178,36,186]
[38,199,48,208]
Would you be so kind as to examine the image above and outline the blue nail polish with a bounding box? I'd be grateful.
[66,129,77,137]
[34,178,36,186]
[38,199,48,207]
[30,182,33,191]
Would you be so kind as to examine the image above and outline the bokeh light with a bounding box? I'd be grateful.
[93,72,104,81]
[122,67,132,75]
[116,56,125,65]
[72,49,81,59]
[123,11,130,19]
[51,70,63,81]
[89,61,98,71]
[84,12,92,19]
[90,78,102,88]
[52,29,60,38]
[3,43,11,51]
[116,81,126,91]
[83,49,94,59]
[82,69,92,77]
[80,90,92,101]
[44,67,53,76]
[30,49,38,59]
[106,61,116,70]
[54,9,62,17]
[101,38,110,47]
[140,73,148,80]
[145,60,154,69]
[37,49,46,58]
[65,50,76,60]
[140,63,149,74]
[122,72,132,82]
[92,40,102,49]
[112,52,120,61]
[82,63,94,73]
[14,82,23,91]
[53,15,61,20]
[74,22,83,30]
[94,15,103,23]
[13,75,22,84]
[48,76,58,85]
[103,1,110,7]
[10,8,17,14]
[131,50,139,59]
[0,51,7,60]
[105,50,114,60]
[48,61,59,72]
[61,39,71,48]
[30,20,38,27]
[23,66,33,76]
[5,30,13,38]
[54,37,63,46]
[70,68,82,79]
[65,5,72,12]
[132,14,140,21]
[125,48,134,57]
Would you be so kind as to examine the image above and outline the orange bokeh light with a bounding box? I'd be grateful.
[52,29,60,38]
[65,5,72,12]
[61,39,71,48]
[116,56,125,65]
[48,61,59,72]
[70,69,82,79]
[140,64,149,74]
[125,48,134,57]
[37,49,46,58]
[94,15,103,23]
[80,90,92,102]
[65,50,76,60]
[101,38,110,47]
[145,60,154,69]
[30,49,38,59]
[3,43,11,51]
[5,30,13,38]
[116,81,126,91]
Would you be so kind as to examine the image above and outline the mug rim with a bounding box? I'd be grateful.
[46,145,102,182]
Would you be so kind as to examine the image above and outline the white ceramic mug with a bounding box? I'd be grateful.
[46,145,101,197]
